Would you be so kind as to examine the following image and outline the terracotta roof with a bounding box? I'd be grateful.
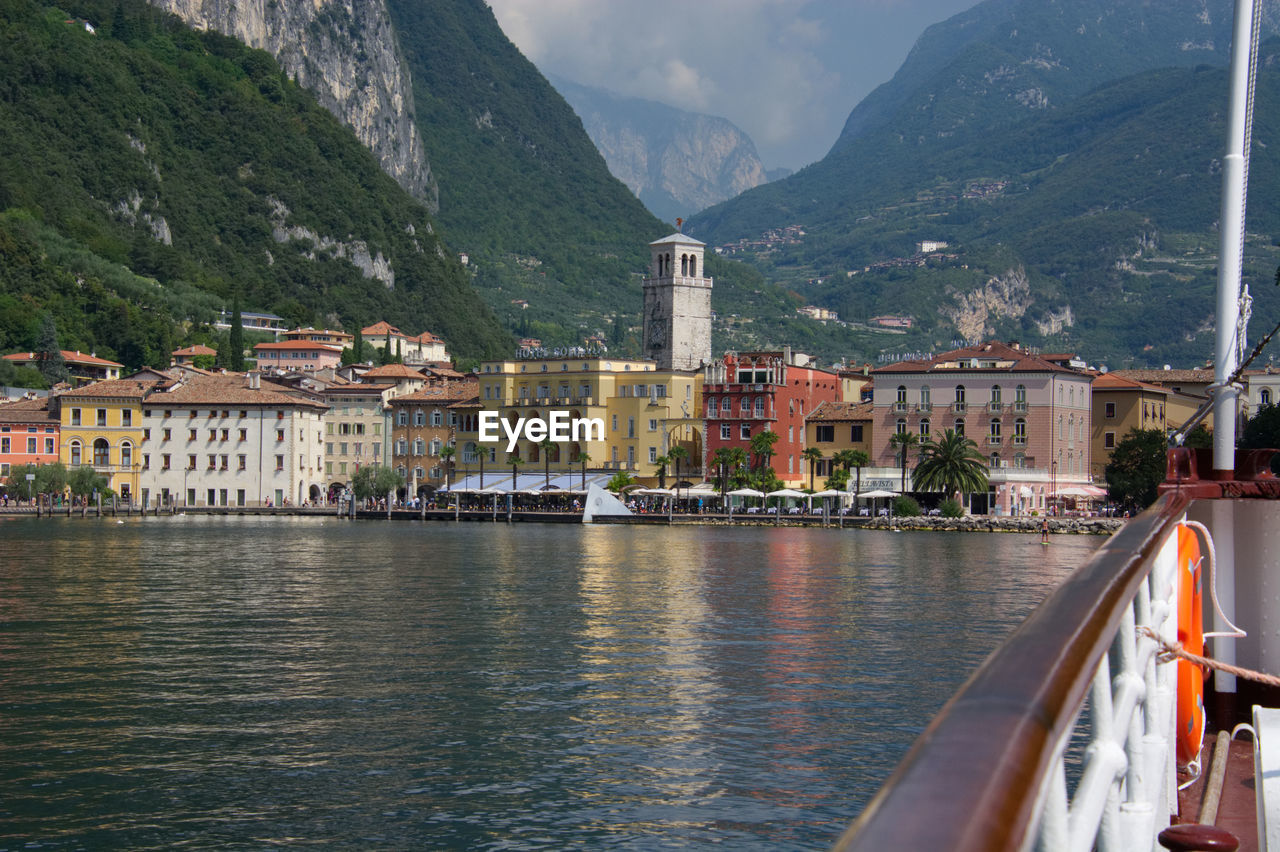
[362,321,403,337]
[806,400,875,421]
[392,380,479,404]
[143,375,327,410]
[1109,368,1214,384]
[361,364,427,379]
[172,344,217,357]
[412,330,444,344]
[321,383,393,397]
[0,397,55,424]
[873,341,1081,375]
[58,378,171,400]
[447,396,480,409]
[1092,373,1170,394]
[4,350,123,368]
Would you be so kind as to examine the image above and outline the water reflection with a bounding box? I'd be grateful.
[0,517,1101,849]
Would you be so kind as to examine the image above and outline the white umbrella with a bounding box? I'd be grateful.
[857,489,898,499]
[811,489,842,498]
[635,487,675,496]
[766,489,807,499]
[727,488,765,497]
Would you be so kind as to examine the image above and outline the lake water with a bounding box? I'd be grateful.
[0,516,1102,850]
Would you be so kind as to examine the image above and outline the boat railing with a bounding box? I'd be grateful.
[833,490,1191,851]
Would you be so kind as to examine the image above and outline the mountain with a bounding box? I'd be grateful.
[550,76,771,225]
[0,0,509,366]
[688,0,1280,369]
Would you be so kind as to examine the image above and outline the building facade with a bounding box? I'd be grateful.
[253,340,343,372]
[54,378,162,501]
[0,397,58,487]
[804,400,875,484]
[322,383,394,499]
[138,373,327,508]
[4,350,124,384]
[872,341,1095,514]
[389,379,478,496]
[703,350,841,488]
[1090,373,1169,481]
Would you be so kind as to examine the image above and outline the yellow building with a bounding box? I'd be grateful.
[54,378,163,501]
[804,400,875,486]
[1090,373,1169,481]
[475,355,702,480]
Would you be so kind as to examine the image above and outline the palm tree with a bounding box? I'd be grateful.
[727,446,750,488]
[576,451,591,492]
[913,429,989,504]
[749,430,779,475]
[653,454,670,489]
[439,445,456,490]
[712,447,735,499]
[840,448,871,497]
[509,455,523,490]
[668,445,689,493]
[888,431,921,492]
[802,447,823,492]
[540,438,556,490]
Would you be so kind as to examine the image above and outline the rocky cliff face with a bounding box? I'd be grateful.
[148,0,437,210]
[553,78,768,223]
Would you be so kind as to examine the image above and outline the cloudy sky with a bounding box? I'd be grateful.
[486,0,978,172]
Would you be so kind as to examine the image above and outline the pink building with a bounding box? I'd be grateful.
[871,341,1095,515]
[253,341,343,372]
[0,397,58,489]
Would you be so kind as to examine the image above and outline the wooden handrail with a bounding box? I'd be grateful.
[832,491,1191,851]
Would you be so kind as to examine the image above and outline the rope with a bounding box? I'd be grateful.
[1182,520,1247,641]
[1137,626,1280,688]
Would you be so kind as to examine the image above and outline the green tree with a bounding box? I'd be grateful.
[1241,404,1280,449]
[66,465,106,498]
[227,297,245,372]
[888,431,921,492]
[380,331,393,366]
[749,430,779,474]
[439,445,456,490]
[352,464,404,504]
[1105,428,1167,511]
[824,468,850,491]
[653,454,670,489]
[353,327,365,364]
[802,446,823,492]
[711,447,735,497]
[839,448,870,496]
[606,470,635,493]
[912,429,989,500]
[34,314,68,385]
[668,445,689,493]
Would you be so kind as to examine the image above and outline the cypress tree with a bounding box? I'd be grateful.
[380,331,392,366]
[353,327,365,364]
[35,314,68,385]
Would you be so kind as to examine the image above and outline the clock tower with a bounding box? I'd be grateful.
[641,228,712,371]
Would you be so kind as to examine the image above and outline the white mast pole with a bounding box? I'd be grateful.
[1213,0,1255,474]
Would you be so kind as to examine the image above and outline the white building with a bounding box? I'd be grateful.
[139,373,328,508]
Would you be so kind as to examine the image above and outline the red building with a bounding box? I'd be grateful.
[0,396,59,490]
[703,351,840,486]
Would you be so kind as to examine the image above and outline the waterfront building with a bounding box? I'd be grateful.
[138,373,327,508]
[872,341,1094,514]
[253,340,343,372]
[836,364,874,403]
[1243,366,1280,418]
[641,231,712,372]
[358,363,428,394]
[803,400,875,483]
[0,397,58,487]
[54,378,165,501]
[3,350,123,385]
[215,309,285,336]
[476,355,703,478]
[1089,373,1170,480]
[389,378,479,497]
[1110,367,1216,432]
[321,382,395,500]
[703,350,841,488]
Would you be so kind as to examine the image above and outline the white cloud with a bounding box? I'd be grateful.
[486,0,974,169]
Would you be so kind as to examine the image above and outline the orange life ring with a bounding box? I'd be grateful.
[1175,522,1205,766]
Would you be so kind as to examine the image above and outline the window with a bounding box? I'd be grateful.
[851,425,864,443]
[208,454,217,469]
[70,408,81,426]
[754,398,765,416]
[239,429,247,441]
[220,454,228,470]
[896,385,907,403]
[721,424,731,440]
[1105,432,1116,449]
[414,410,426,427]
[611,415,618,431]
[274,455,284,470]
[0,437,7,454]
[163,428,171,441]
[397,410,408,426]
[721,398,730,413]
[414,439,425,456]
[43,437,54,454]
[895,418,907,434]
[740,424,751,440]
[96,409,107,427]
[954,419,965,437]
[431,409,443,426]
[209,430,217,442]
[26,437,37,454]
[142,454,149,470]
[954,385,966,409]
[919,418,930,437]
[990,385,1002,404]
[276,429,285,442]
[187,454,196,470]
[649,419,658,432]
[120,442,132,469]
[69,440,82,465]
[627,418,635,439]
[1014,418,1027,445]
[816,424,834,442]
[706,397,716,415]
[1105,402,1116,419]
[1015,385,1027,407]
[920,385,931,409]
[162,454,170,470]
[1262,389,1273,406]
[122,410,132,427]
[740,397,750,414]
[93,438,109,467]
[429,439,442,456]
[989,419,1001,443]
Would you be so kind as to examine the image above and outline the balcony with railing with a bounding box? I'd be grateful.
[987,401,1004,413]
[951,401,967,413]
